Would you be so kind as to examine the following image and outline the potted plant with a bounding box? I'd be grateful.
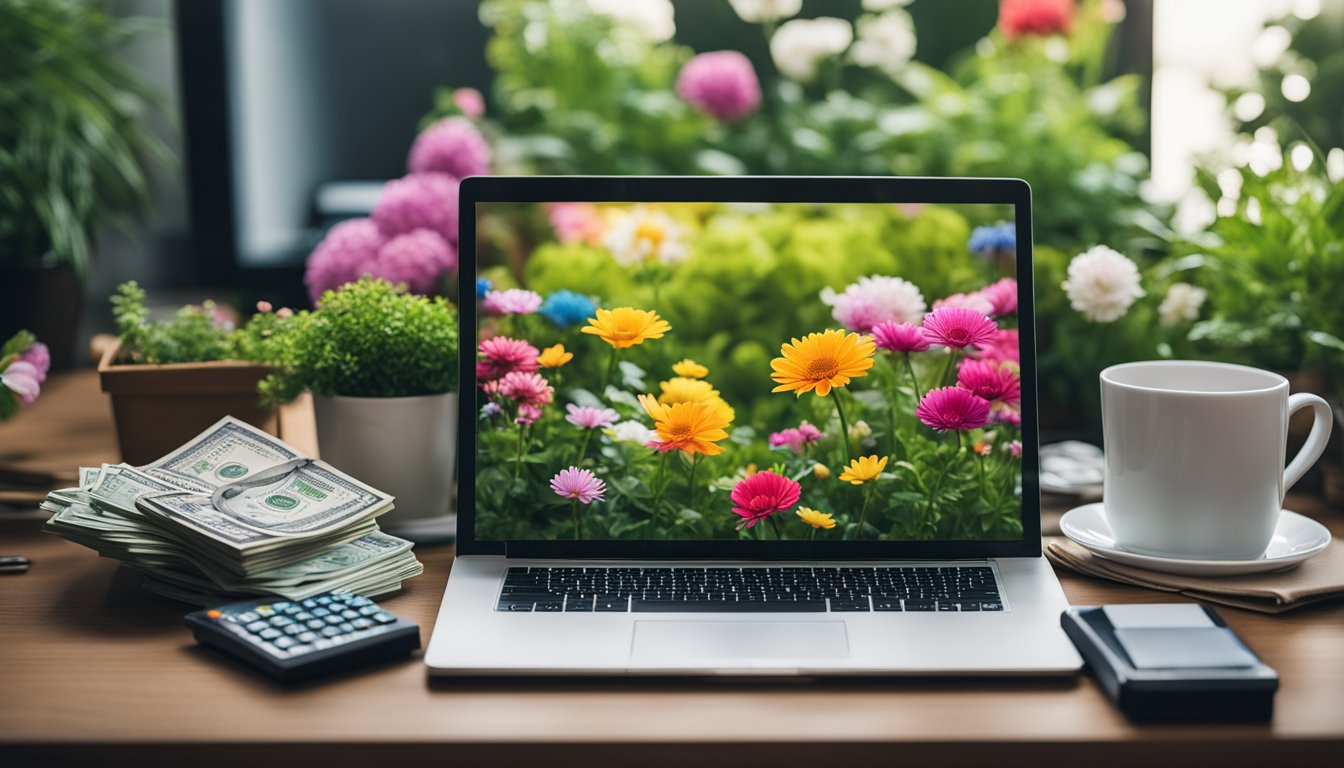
[259,278,460,540]
[0,0,170,368]
[98,282,287,464]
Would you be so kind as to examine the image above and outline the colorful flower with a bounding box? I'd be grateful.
[550,467,606,504]
[676,51,761,122]
[303,218,387,304]
[477,337,539,381]
[972,440,993,457]
[18,342,49,384]
[1159,282,1207,327]
[603,206,687,267]
[585,0,676,42]
[498,371,554,408]
[372,229,457,295]
[672,358,709,379]
[566,404,619,430]
[476,277,493,299]
[1008,440,1024,458]
[921,307,998,349]
[968,223,1016,259]
[956,359,1022,404]
[539,290,599,328]
[538,344,573,369]
[606,420,659,445]
[848,420,873,441]
[1062,245,1145,323]
[975,328,1020,366]
[515,403,542,426]
[933,292,995,316]
[991,403,1023,427]
[770,16,853,82]
[821,275,926,333]
[770,329,876,398]
[998,0,1073,40]
[658,377,718,406]
[769,421,824,454]
[638,394,732,456]
[728,0,801,23]
[851,9,917,77]
[372,172,460,245]
[546,203,607,246]
[581,307,671,349]
[1,360,42,407]
[871,321,930,353]
[730,470,802,529]
[839,454,888,485]
[916,387,991,432]
[482,288,542,316]
[452,87,485,119]
[407,118,491,179]
[977,278,1018,317]
[481,402,502,418]
[812,462,831,480]
[796,507,837,530]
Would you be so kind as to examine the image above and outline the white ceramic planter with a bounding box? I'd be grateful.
[312,392,458,539]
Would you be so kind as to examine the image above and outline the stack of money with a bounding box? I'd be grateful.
[41,417,423,606]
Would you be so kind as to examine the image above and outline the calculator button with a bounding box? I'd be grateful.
[273,636,296,650]
[358,606,380,616]
[340,609,359,620]
[246,621,269,633]
[316,596,333,605]
[320,626,342,638]
[272,602,293,611]
[260,628,282,640]
[351,618,373,630]
[295,611,314,621]
[372,612,397,624]
[312,607,331,618]
[270,616,293,627]
[298,632,318,643]
[283,624,305,636]
[301,599,318,609]
[289,644,313,655]
[313,639,334,650]
[282,605,303,616]
[238,612,259,624]
[325,615,344,625]
[255,606,274,617]
[306,619,325,630]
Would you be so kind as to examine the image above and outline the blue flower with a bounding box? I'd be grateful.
[968,223,1016,259]
[475,277,493,300]
[539,290,598,328]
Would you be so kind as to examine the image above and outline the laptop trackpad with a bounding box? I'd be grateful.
[631,620,850,660]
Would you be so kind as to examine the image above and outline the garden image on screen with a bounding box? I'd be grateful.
[473,201,1023,542]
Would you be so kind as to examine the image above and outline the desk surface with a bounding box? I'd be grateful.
[2,372,1343,767]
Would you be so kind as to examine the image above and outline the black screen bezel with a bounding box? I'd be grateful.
[456,176,1041,559]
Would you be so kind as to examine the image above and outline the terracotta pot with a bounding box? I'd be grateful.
[98,340,278,465]
[0,263,83,370]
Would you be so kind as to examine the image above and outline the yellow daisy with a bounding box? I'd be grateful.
[638,394,732,456]
[796,507,837,529]
[839,455,888,485]
[770,329,875,398]
[581,307,670,349]
[672,358,709,379]
[537,344,573,369]
[658,377,719,405]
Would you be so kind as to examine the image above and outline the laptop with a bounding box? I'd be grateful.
[425,176,1082,676]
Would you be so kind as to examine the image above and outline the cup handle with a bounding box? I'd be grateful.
[1284,393,1333,493]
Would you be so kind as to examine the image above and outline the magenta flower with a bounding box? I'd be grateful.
[498,371,554,408]
[452,87,485,119]
[956,359,1021,405]
[797,420,822,443]
[933,292,994,316]
[991,403,1023,427]
[481,288,542,316]
[371,229,457,295]
[407,118,491,179]
[18,342,50,383]
[1,360,42,407]
[676,50,762,122]
[372,172,460,245]
[566,404,619,430]
[916,387,991,432]
[978,278,1018,317]
[871,321,930,353]
[551,467,606,504]
[304,218,387,304]
[730,470,802,530]
[768,420,824,454]
[921,307,998,349]
[477,336,539,382]
[975,328,1021,366]
[1009,440,1023,458]
[516,403,542,426]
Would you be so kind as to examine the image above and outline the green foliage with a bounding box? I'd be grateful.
[111,281,233,365]
[258,278,459,405]
[0,0,172,279]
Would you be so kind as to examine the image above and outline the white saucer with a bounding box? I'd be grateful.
[1059,503,1331,577]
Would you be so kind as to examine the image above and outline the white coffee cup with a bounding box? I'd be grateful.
[1100,360,1332,560]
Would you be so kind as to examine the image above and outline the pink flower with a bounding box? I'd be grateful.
[978,278,1018,317]
[991,403,1023,427]
[477,336,539,381]
[566,404,619,430]
[18,342,50,383]
[482,288,542,316]
[916,387,991,432]
[407,118,491,179]
[676,51,762,122]
[372,173,460,245]
[256,301,273,314]
[976,328,1021,366]
[797,420,822,443]
[452,87,485,119]
[823,275,926,333]
[921,307,998,349]
[1009,440,1023,458]
[547,202,606,245]
[871,321,930,353]
[498,371,554,408]
[730,471,802,530]
[551,466,606,504]
[768,421,824,454]
[516,403,542,426]
[933,292,994,316]
[371,229,457,295]
[999,0,1073,40]
[304,218,387,304]
[2,360,41,407]
[956,359,1021,405]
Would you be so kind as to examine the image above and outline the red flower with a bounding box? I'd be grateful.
[999,0,1073,40]
[730,471,802,530]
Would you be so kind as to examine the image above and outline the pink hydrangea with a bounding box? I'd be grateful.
[933,292,994,316]
[498,371,554,408]
[477,336,539,382]
[921,307,998,349]
[407,118,491,179]
[370,229,457,296]
[18,342,50,383]
[452,87,485,119]
[768,420,824,453]
[730,471,801,530]
[978,278,1018,317]
[676,50,762,122]
[976,328,1021,366]
[871,321,931,353]
[304,218,388,304]
[551,467,606,504]
[956,359,1021,404]
[372,173,460,245]
[916,387,991,432]
[482,288,542,316]
[1,360,42,407]
[566,404,619,430]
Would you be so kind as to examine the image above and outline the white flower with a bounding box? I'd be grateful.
[1062,245,1146,323]
[861,0,913,10]
[727,0,802,24]
[603,206,687,267]
[848,420,873,440]
[585,0,675,43]
[851,10,917,76]
[820,275,927,332]
[606,420,658,445]
[1158,282,1207,327]
[770,17,853,82]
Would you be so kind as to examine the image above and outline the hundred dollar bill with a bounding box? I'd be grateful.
[141,416,304,491]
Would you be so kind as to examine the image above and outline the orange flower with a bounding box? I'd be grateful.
[770,329,875,397]
[638,394,732,456]
[672,358,709,379]
[581,307,670,349]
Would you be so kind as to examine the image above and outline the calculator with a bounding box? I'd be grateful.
[186,592,421,681]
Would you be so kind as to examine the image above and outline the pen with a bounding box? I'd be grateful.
[0,555,32,574]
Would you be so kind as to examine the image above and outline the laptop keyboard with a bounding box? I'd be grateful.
[496,566,1003,613]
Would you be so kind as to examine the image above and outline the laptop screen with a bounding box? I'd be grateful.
[470,195,1025,545]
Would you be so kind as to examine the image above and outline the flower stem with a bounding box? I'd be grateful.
[903,352,923,401]
[650,451,670,518]
[512,425,526,482]
[574,428,593,466]
[850,487,873,541]
[768,515,784,541]
[809,527,817,542]
[571,499,582,540]
[832,390,853,465]
[601,346,618,393]
[940,349,958,388]
[922,436,959,535]
[687,454,700,512]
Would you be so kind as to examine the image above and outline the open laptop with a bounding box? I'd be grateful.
[425,176,1082,676]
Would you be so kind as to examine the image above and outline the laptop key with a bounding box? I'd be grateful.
[533,602,563,612]
[979,602,1004,611]
[499,602,535,612]
[829,599,872,612]
[872,599,903,611]
[632,600,827,613]
[565,596,594,612]
[903,600,936,611]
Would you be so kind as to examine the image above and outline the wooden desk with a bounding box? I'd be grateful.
[2,372,1342,767]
